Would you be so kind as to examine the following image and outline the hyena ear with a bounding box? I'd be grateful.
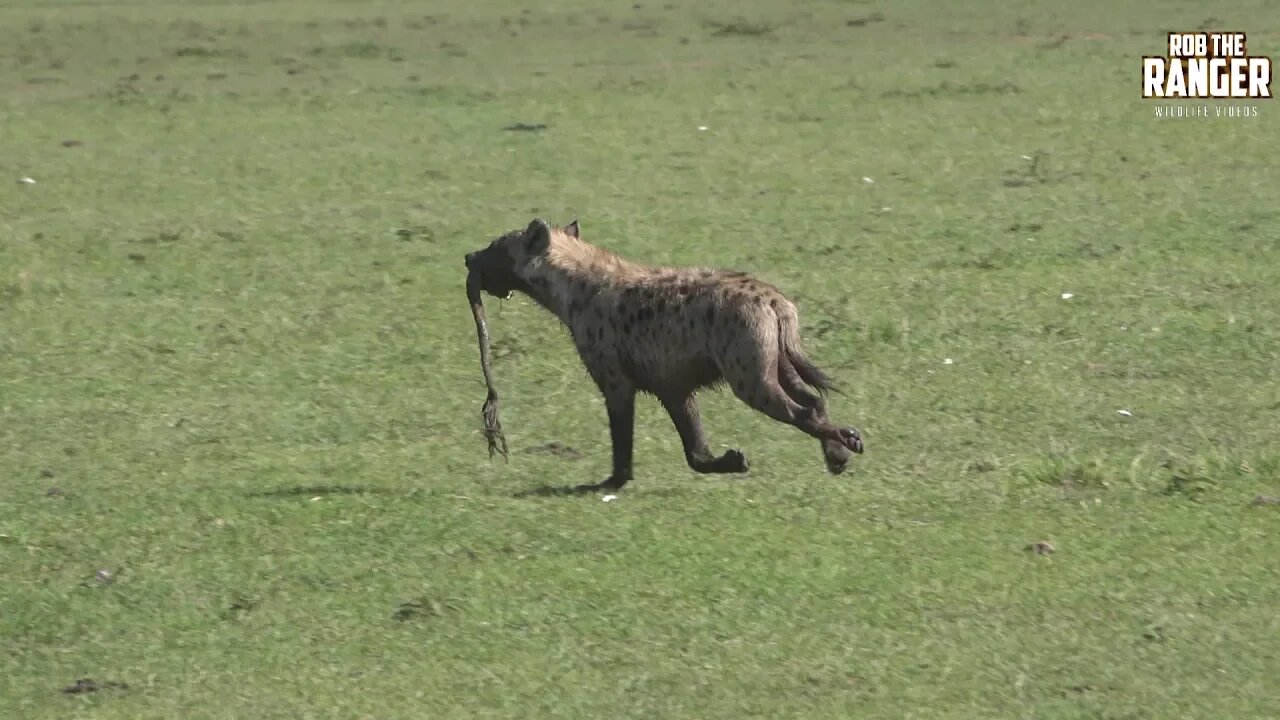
[524,218,551,254]
[564,219,580,239]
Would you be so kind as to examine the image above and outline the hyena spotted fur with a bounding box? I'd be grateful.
[464,218,864,491]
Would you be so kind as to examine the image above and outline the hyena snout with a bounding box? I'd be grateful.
[465,247,517,299]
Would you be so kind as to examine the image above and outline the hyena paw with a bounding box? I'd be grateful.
[575,475,630,492]
[690,450,748,474]
[823,446,850,475]
[722,449,749,473]
[838,427,864,455]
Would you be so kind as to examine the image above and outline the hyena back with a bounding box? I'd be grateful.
[464,218,864,491]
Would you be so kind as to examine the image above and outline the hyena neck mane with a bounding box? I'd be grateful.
[524,235,643,321]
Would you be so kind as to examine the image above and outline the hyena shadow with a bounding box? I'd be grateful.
[509,483,603,499]
[504,479,696,497]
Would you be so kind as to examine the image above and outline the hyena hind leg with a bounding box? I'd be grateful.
[777,357,862,472]
[726,366,863,475]
[777,356,827,415]
[659,393,749,474]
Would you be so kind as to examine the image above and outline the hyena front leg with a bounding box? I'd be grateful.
[658,392,749,475]
[575,390,635,492]
[575,359,637,492]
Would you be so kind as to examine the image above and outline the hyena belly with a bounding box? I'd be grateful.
[591,292,714,392]
[571,274,780,395]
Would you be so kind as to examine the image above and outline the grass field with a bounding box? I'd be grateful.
[4,0,1280,717]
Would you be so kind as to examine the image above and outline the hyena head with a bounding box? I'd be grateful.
[464,218,579,300]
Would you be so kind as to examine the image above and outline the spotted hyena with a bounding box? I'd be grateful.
[464,218,864,491]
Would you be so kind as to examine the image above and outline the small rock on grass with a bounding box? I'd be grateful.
[61,679,128,694]
[1025,540,1055,555]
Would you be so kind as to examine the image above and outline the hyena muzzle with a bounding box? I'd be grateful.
[464,218,864,491]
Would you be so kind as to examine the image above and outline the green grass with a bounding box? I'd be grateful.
[4,0,1280,717]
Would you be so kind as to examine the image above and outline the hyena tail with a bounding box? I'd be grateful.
[777,307,838,396]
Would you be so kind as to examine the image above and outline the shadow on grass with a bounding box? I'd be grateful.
[247,484,392,499]
[509,483,609,499]
[509,482,702,499]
